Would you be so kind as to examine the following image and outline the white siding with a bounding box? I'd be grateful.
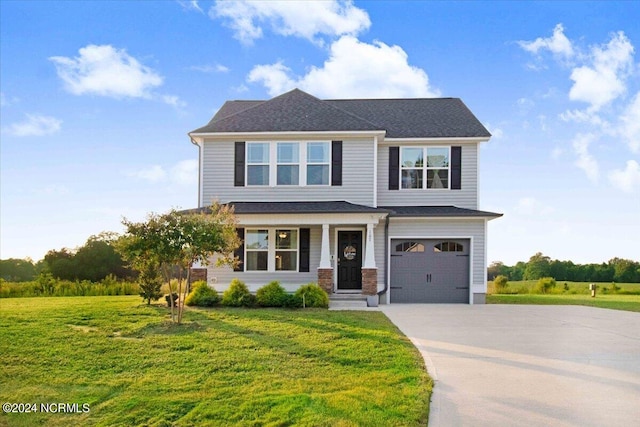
[387,218,486,290]
[201,138,375,207]
[377,142,478,209]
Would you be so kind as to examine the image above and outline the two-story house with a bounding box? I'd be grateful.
[187,89,501,304]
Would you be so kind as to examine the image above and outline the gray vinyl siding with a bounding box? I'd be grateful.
[387,218,485,287]
[201,138,375,207]
[377,143,478,209]
[205,226,321,292]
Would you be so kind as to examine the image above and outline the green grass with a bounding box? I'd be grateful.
[487,280,640,312]
[0,296,431,426]
[487,294,640,312]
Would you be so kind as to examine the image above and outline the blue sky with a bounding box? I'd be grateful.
[1,1,638,265]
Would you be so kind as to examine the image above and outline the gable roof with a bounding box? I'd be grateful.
[190,88,490,138]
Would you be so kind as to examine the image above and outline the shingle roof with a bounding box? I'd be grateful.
[190,88,490,138]
[183,201,389,215]
[182,202,501,218]
[192,89,380,134]
[381,205,502,218]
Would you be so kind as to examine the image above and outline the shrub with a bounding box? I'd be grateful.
[222,279,256,307]
[493,275,509,293]
[185,281,220,307]
[294,283,329,308]
[534,277,556,294]
[282,293,303,308]
[256,281,288,307]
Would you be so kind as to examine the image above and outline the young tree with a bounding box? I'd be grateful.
[117,203,239,323]
[138,262,163,305]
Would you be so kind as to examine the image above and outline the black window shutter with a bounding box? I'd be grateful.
[234,142,245,187]
[233,228,244,272]
[451,146,462,190]
[299,228,310,272]
[389,146,400,190]
[331,141,342,186]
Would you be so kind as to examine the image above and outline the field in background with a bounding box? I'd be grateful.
[487,280,640,312]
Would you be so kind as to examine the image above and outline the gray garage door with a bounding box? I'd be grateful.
[390,239,470,303]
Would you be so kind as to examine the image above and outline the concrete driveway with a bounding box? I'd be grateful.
[381,305,640,427]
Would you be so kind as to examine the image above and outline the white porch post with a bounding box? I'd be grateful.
[363,223,377,269]
[319,224,331,269]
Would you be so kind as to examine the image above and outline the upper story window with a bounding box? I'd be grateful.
[307,142,330,185]
[247,143,269,186]
[401,147,450,189]
[277,143,299,185]
[245,141,331,187]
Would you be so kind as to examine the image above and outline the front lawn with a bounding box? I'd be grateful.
[0,296,431,426]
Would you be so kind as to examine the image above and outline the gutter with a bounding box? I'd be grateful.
[377,215,390,300]
[188,134,202,208]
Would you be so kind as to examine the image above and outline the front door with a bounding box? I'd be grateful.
[337,231,362,290]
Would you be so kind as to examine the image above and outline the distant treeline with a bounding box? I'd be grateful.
[488,252,640,283]
[0,233,134,283]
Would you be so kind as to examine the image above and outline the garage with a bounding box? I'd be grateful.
[390,238,470,303]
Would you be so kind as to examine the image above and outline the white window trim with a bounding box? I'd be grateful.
[244,227,300,273]
[245,141,331,188]
[400,146,451,191]
[246,142,270,187]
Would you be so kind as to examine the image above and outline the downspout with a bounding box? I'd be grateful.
[188,134,202,208]
[377,215,390,301]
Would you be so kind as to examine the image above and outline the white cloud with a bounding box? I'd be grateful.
[162,95,187,109]
[171,159,198,185]
[551,147,564,160]
[49,44,164,99]
[572,133,599,182]
[211,0,370,45]
[609,160,640,193]
[5,114,62,137]
[36,184,71,196]
[518,24,574,59]
[248,36,439,98]
[568,31,634,111]
[514,197,555,216]
[484,123,504,139]
[127,165,167,183]
[189,64,230,73]
[619,91,640,153]
[177,0,203,13]
[126,160,197,185]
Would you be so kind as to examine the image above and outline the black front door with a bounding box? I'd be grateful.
[337,231,362,290]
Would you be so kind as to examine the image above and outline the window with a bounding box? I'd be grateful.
[400,147,450,189]
[247,143,269,185]
[307,142,330,185]
[396,242,425,252]
[245,228,299,272]
[246,229,269,270]
[277,143,299,185]
[245,142,332,187]
[434,241,464,252]
[275,229,298,271]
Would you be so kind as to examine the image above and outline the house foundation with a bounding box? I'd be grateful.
[317,268,333,294]
[361,268,378,295]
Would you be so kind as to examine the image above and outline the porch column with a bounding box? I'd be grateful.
[319,224,331,268]
[317,224,333,294]
[363,223,376,268]
[362,223,378,296]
